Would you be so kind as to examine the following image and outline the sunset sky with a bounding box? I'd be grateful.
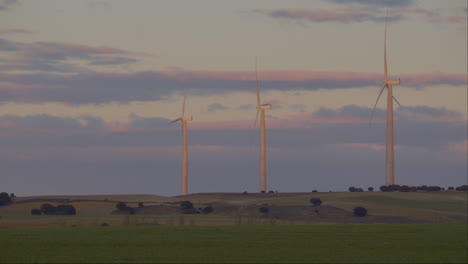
[1,0,466,196]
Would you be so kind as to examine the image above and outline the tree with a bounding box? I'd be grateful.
[455,185,468,191]
[0,192,12,206]
[10,193,15,198]
[259,206,269,215]
[353,207,367,217]
[56,204,76,215]
[368,187,374,192]
[180,201,194,209]
[138,202,144,208]
[116,202,127,211]
[310,198,322,206]
[31,209,42,215]
[40,203,57,215]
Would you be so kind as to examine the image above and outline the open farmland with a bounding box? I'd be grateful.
[0,191,466,227]
[0,224,466,263]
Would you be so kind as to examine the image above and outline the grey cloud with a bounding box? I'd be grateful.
[0,38,139,72]
[327,0,414,7]
[89,57,139,65]
[238,104,254,110]
[268,8,404,23]
[0,70,465,105]
[0,0,17,11]
[207,103,228,112]
[291,104,306,112]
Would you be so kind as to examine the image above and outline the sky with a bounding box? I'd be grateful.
[1,0,466,196]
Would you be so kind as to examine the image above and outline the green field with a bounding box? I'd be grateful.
[1,224,466,263]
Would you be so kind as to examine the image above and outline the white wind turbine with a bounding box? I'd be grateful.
[253,61,271,193]
[370,11,401,186]
[169,95,192,195]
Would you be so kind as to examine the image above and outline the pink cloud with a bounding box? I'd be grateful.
[429,15,468,24]
[449,140,467,153]
[159,70,465,88]
[342,143,401,151]
[191,145,222,151]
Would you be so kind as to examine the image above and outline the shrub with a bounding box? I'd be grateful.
[448,186,454,190]
[380,185,394,192]
[242,191,248,195]
[349,187,363,192]
[40,203,57,215]
[116,202,127,211]
[180,201,194,209]
[138,202,144,208]
[56,204,76,215]
[31,209,42,215]
[353,207,367,217]
[368,187,374,192]
[202,205,214,214]
[259,206,269,214]
[309,198,322,206]
[455,185,468,191]
[260,190,266,194]
[312,190,318,193]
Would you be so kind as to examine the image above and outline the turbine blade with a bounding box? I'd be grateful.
[253,109,260,128]
[168,117,182,125]
[384,9,388,82]
[370,84,386,126]
[392,95,401,106]
[182,95,186,117]
[255,58,260,106]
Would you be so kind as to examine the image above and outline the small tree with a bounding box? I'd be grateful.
[309,198,322,206]
[116,202,127,211]
[0,192,12,206]
[368,187,374,192]
[31,209,42,215]
[353,207,367,217]
[10,193,15,198]
[138,202,144,208]
[259,206,269,215]
[180,201,194,209]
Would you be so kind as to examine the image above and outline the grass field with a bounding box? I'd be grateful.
[0,224,466,263]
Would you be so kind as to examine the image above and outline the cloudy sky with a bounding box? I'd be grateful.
[1,0,466,196]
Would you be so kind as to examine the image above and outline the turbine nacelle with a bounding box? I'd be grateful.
[384,79,400,85]
[257,104,272,110]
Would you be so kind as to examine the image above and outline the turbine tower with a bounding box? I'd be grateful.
[371,13,401,186]
[169,96,192,195]
[253,62,271,192]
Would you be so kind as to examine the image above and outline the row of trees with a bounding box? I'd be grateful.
[348,185,468,192]
[31,203,76,215]
[380,185,445,192]
[180,200,214,214]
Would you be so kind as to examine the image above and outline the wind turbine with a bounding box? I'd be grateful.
[253,61,271,193]
[370,11,401,186]
[169,95,192,195]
